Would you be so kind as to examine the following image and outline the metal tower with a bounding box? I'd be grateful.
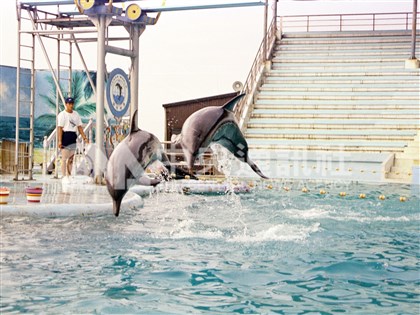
[14,0,265,182]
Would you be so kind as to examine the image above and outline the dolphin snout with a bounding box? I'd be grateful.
[113,198,123,217]
[106,179,126,217]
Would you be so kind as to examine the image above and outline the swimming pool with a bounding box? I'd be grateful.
[1,180,419,314]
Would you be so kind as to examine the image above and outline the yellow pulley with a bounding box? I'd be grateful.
[78,0,95,10]
[126,3,142,21]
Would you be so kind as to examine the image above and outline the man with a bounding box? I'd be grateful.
[57,97,89,177]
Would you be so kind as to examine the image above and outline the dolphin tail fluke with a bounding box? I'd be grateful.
[247,158,269,179]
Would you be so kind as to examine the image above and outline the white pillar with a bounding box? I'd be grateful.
[130,26,141,120]
[95,14,106,183]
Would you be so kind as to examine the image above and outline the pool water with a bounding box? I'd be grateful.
[1,181,419,314]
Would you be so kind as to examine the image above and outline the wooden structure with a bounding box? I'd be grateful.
[1,140,29,175]
[162,92,239,176]
[163,92,239,141]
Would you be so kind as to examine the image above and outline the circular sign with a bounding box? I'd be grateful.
[106,68,131,118]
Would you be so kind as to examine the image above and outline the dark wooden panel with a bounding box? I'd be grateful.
[163,92,238,141]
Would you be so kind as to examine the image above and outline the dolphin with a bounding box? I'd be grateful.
[106,110,194,216]
[172,93,268,179]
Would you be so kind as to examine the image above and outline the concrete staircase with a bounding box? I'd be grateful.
[387,132,419,182]
[237,30,420,182]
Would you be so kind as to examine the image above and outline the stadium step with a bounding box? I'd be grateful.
[242,29,420,181]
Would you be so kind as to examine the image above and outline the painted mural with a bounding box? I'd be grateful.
[0,66,97,148]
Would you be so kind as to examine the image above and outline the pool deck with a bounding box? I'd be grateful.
[1,171,418,217]
[0,175,144,217]
[0,174,251,217]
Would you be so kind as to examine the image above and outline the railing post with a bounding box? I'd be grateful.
[410,0,418,59]
[279,16,283,38]
[88,118,93,143]
[373,14,376,31]
[406,0,419,68]
[273,0,277,34]
[43,136,47,176]
[263,0,268,62]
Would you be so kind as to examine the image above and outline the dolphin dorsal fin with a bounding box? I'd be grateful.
[222,93,245,112]
[130,110,140,134]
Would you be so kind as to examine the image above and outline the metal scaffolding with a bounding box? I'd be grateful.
[14,0,265,182]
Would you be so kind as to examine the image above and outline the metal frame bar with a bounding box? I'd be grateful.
[15,5,22,180]
[130,2,265,13]
[20,29,98,34]
[28,29,35,180]
[14,5,37,180]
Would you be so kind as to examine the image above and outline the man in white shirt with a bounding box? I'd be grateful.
[57,97,89,177]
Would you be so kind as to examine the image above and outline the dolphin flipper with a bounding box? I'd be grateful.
[212,122,268,179]
[216,135,268,179]
[212,122,248,159]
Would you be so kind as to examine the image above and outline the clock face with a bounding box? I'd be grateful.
[106,68,131,118]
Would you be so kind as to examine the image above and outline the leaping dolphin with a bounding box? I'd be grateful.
[172,93,268,179]
[106,110,195,217]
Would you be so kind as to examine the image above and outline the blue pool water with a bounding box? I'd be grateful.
[1,180,419,314]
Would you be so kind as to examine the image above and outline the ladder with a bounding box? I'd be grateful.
[14,4,35,180]
[15,2,75,179]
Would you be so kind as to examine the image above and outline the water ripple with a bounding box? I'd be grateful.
[0,182,418,314]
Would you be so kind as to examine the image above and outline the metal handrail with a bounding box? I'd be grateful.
[235,16,277,131]
[42,118,94,175]
[279,12,419,33]
[161,141,218,175]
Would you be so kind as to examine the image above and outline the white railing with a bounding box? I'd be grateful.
[279,12,419,33]
[42,118,94,176]
[235,16,278,131]
[161,141,220,176]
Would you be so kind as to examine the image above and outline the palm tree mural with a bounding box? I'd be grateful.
[35,71,97,136]
[82,71,97,100]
